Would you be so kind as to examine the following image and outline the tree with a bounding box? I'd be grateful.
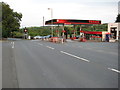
[12,31,23,38]
[1,2,22,38]
[115,14,120,22]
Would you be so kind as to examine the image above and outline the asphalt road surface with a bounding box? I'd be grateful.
[2,39,119,88]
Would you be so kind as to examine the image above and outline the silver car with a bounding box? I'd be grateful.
[33,36,42,39]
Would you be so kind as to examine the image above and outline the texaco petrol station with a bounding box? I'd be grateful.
[45,19,119,42]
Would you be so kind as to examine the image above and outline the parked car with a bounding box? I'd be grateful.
[45,35,52,38]
[42,35,52,39]
[76,35,81,39]
[33,36,42,39]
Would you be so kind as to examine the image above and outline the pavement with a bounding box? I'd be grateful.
[2,39,119,88]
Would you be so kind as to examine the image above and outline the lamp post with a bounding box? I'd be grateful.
[48,8,53,36]
[43,16,44,27]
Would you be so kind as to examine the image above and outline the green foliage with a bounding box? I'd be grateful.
[22,26,51,37]
[12,31,23,38]
[82,24,107,32]
[115,14,120,22]
[1,2,22,38]
[63,24,107,36]
[64,26,73,34]
[20,24,107,38]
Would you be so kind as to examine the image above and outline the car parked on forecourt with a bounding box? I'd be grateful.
[33,36,42,39]
[76,35,81,39]
[42,35,52,39]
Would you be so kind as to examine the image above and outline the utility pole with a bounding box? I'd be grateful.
[43,16,44,28]
[48,8,53,36]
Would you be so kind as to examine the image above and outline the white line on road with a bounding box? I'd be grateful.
[12,42,14,48]
[108,68,120,73]
[60,51,90,62]
[46,46,55,50]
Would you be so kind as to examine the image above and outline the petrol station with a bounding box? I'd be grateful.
[45,19,103,40]
[45,19,113,42]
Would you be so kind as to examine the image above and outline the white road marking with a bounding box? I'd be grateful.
[12,42,14,48]
[60,51,90,62]
[108,68,120,73]
[46,46,55,50]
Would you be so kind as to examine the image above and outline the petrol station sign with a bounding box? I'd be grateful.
[45,19,101,25]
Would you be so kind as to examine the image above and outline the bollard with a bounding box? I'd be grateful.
[61,38,64,44]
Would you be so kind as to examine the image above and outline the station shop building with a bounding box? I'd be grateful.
[108,23,120,41]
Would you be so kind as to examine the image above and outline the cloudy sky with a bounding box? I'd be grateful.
[1,0,120,27]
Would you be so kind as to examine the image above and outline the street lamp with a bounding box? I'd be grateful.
[48,8,53,36]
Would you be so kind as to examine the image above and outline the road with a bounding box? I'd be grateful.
[2,39,119,88]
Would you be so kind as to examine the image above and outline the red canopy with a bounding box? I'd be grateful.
[45,19,101,25]
[80,31,102,34]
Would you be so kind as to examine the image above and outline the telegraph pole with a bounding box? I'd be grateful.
[48,8,53,36]
[43,16,44,27]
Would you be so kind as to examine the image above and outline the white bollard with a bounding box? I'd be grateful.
[61,38,64,44]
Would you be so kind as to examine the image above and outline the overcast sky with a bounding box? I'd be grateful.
[1,0,120,27]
